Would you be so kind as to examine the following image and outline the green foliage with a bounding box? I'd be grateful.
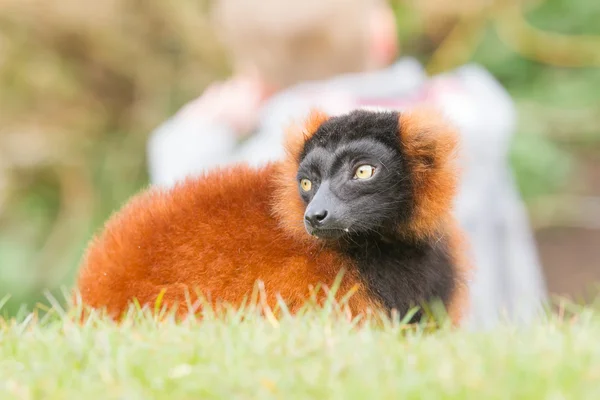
[393,0,600,202]
[0,0,226,315]
[510,130,572,199]
[527,0,600,35]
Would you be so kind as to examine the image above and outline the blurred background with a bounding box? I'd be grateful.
[0,0,599,317]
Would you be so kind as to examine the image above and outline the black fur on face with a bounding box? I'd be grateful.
[297,110,413,240]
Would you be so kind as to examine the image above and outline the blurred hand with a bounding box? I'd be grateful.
[178,75,270,137]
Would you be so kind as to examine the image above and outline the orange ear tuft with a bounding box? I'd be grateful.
[398,107,461,239]
[282,109,330,162]
[272,109,330,241]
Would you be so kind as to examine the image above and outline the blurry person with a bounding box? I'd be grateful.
[147,0,547,328]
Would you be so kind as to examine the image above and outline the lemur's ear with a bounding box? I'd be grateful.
[398,107,461,239]
[282,109,329,161]
[273,109,330,242]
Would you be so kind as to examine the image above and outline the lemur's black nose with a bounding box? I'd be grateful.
[305,209,328,228]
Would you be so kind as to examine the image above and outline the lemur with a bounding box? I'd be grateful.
[75,108,471,324]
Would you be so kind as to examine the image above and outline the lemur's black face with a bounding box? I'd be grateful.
[297,110,413,240]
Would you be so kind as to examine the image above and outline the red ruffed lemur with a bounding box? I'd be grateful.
[75,108,471,324]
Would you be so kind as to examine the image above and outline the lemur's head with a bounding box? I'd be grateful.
[273,108,460,242]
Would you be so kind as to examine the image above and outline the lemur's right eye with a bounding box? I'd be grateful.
[354,165,375,180]
[300,179,312,192]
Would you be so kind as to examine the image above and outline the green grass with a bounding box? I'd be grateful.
[1,298,600,399]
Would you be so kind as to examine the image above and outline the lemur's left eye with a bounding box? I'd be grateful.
[354,165,375,180]
[300,178,312,192]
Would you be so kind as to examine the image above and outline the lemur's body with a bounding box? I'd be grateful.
[76,109,471,323]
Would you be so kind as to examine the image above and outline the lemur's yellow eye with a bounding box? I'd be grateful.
[354,165,375,180]
[300,178,312,192]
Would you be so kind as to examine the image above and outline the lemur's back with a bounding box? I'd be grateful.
[76,163,377,318]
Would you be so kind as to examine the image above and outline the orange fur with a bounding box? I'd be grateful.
[398,107,460,240]
[76,162,379,319]
[396,108,470,325]
[75,108,470,324]
[443,219,472,325]
[272,109,329,243]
